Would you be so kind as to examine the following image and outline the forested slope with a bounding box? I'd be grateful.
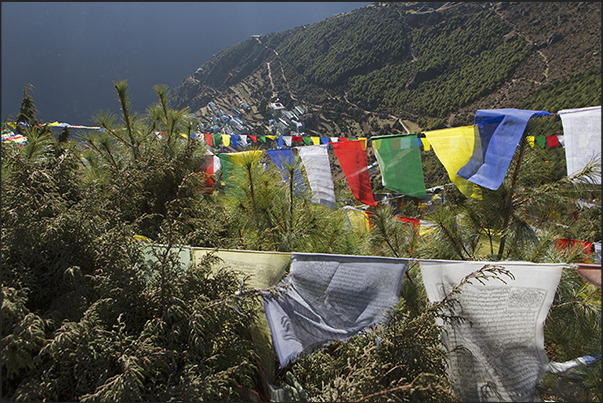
[171,2,601,131]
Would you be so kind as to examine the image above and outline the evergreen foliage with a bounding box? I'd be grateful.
[3,22,601,397]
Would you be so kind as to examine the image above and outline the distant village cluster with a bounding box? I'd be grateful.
[196,100,307,137]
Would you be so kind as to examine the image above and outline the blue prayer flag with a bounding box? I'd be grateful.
[266,149,306,194]
[457,109,550,190]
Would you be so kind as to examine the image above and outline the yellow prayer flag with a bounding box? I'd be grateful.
[527,135,535,148]
[191,247,291,381]
[311,136,321,145]
[345,208,370,233]
[227,150,265,167]
[422,137,431,151]
[222,134,230,147]
[266,135,277,140]
[423,125,482,200]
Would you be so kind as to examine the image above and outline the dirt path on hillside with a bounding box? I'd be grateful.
[485,4,550,84]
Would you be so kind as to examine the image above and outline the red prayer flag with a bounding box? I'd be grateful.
[397,216,420,229]
[249,135,257,143]
[198,154,215,194]
[547,135,560,148]
[292,136,302,142]
[556,238,592,262]
[204,133,213,146]
[332,139,376,206]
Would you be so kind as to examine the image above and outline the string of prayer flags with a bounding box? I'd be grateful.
[371,133,427,199]
[266,149,307,194]
[558,106,601,184]
[331,139,376,206]
[420,260,565,402]
[457,109,551,190]
[423,125,483,200]
[263,253,409,367]
[296,145,336,209]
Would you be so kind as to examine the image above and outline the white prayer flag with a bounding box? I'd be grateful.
[420,260,564,402]
[284,136,292,147]
[296,145,336,209]
[558,106,601,184]
[264,253,409,367]
[239,134,248,147]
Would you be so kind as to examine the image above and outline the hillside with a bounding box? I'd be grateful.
[171,2,601,134]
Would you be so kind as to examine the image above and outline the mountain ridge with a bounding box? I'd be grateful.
[171,2,600,137]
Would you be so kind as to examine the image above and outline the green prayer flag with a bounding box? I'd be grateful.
[217,153,243,197]
[371,133,426,199]
[301,136,312,146]
[213,133,221,147]
[259,136,266,143]
[536,135,547,148]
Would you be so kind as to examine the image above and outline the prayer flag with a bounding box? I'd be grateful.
[575,263,601,289]
[536,135,546,148]
[555,238,592,262]
[420,260,564,402]
[527,135,535,148]
[546,135,560,148]
[558,106,601,183]
[204,133,213,146]
[212,134,221,147]
[421,137,431,151]
[284,136,292,147]
[343,206,370,233]
[240,135,249,147]
[191,247,292,381]
[320,137,330,145]
[557,135,565,148]
[311,137,321,145]
[371,133,427,199]
[222,134,231,147]
[302,137,312,146]
[217,150,265,196]
[292,136,302,143]
[296,145,336,209]
[331,139,376,206]
[423,126,483,199]
[457,109,551,190]
[266,149,306,193]
[263,253,409,367]
[249,135,257,143]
